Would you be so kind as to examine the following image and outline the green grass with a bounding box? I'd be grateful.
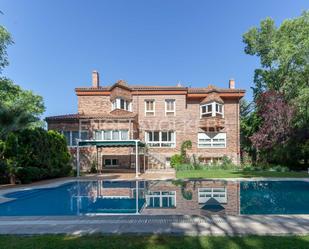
[176,169,309,179]
[0,235,309,249]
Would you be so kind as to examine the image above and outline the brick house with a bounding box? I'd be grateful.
[46,71,245,173]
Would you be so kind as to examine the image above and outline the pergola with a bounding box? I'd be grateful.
[76,139,146,178]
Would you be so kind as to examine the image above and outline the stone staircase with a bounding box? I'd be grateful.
[145,152,175,173]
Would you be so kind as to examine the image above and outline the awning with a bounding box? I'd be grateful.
[78,140,145,148]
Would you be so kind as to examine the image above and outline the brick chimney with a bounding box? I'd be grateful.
[229,78,235,89]
[92,70,99,88]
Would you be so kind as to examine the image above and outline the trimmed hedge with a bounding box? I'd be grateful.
[2,128,72,184]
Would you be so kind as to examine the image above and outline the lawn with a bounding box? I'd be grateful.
[176,169,309,179]
[0,235,309,249]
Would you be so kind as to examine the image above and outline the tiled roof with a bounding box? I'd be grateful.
[45,112,137,122]
[75,84,245,93]
[201,92,224,104]
[188,87,245,93]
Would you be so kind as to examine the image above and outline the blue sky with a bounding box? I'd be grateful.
[1,0,308,118]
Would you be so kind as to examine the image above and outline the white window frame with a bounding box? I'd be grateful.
[200,102,224,118]
[62,130,88,147]
[111,97,131,111]
[146,191,176,208]
[144,99,155,116]
[198,187,227,203]
[104,158,119,167]
[145,131,176,148]
[93,130,129,141]
[198,132,226,148]
[165,99,176,116]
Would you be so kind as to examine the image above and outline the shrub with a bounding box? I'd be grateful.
[90,160,98,173]
[173,163,195,171]
[170,154,183,167]
[16,167,45,184]
[0,160,9,184]
[242,163,290,172]
[6,128,72,184]
[269,165,290,172]
[180,140,192,163]
[220,156,237,170]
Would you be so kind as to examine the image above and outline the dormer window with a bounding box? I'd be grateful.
[112,97,132,111]
[200,102,224,118]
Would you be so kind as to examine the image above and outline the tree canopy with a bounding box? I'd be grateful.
[242,11,309,167]
[243,11,309,102]
[0,26,12,73]
[0,26,45,138]
[0,25,71,184]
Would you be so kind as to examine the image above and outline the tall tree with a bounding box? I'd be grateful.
[242,11,309,166]
[250,91,295,150]
[239,99,259,163]
[243,11,309,102]
[0,25,46,183]
[0,26,45,138]
[0,26,12,73]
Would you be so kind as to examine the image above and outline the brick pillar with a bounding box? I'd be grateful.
[229,79,235,89]
[92,71,100,88]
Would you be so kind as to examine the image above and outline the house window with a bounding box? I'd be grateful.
[216,103,223,115]
[95,130,102,140]
[112,97,131,111]
[200,102,224,118]
[104,158,119,167]
[146,191,176,208]
[165,99,175,116]
[201,103,213,117]
[145,100,155,116]
[121,130,129,140]
[198,188,227,203]
[104,130,112,140]
[198,133,226,148]
[62,131,88,147]
[94,130,129,141]
[199,157,222,165]
[81,131,88,140]
[63,131,71,146]
[145,131,175,147]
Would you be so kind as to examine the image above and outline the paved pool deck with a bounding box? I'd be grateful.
[0,215,308,236]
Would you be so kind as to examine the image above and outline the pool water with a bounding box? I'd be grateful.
[0,181,145,216]
[240,181,309,214]
[0,180,308,216]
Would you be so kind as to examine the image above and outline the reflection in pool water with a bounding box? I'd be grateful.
[0,180,308,216]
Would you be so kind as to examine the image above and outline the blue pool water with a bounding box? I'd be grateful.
[0,181,145,216]
[240,181,309,214]
[0,180,308,216]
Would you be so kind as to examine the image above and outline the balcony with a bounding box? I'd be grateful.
[199,116,225,129]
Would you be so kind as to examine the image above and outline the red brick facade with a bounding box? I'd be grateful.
[46,71,245,172]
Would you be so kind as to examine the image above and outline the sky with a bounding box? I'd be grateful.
[1,0,309,118]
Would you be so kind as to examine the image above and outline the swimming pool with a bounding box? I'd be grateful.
[0,181,145,216]
[240,180,309,214]
[0,180,308,216]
